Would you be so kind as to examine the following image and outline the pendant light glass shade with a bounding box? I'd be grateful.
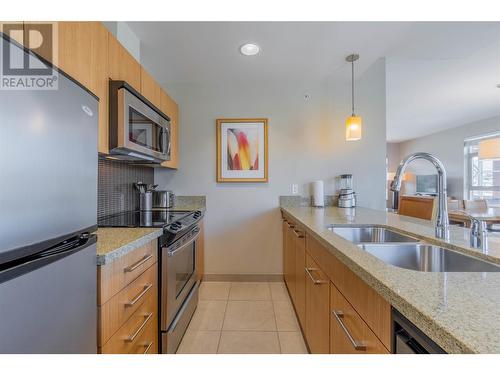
[478,138,500,160]
[346,115,362,141]
[345,54,362,141]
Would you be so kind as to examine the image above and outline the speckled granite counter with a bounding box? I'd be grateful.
[280,205,500,354]
[96,196,206,266]
[96,228,163,266]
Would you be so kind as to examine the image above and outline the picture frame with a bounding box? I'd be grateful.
[216,118,268,183]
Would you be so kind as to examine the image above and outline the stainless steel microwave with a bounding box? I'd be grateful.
[109,80,171,163]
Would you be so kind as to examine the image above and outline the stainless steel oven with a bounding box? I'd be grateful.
[160,225,200,353]
[109,80,171,163]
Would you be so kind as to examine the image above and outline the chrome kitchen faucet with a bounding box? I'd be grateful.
[390,152,450,240]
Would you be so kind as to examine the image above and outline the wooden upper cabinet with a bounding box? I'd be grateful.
[140,67,161,109]
[108,33,141,91]
[90,22,109,154]
[22,21,54,62]
[57,22,93,90]
[0,21,25,46]
[160,89,179,169]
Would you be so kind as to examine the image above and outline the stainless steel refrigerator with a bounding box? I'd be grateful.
[0,35,98,353]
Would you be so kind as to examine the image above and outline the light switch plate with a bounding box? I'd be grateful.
[292,184,299,195]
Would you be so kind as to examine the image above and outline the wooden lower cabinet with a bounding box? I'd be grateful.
[304,253,330,354]
[294,226,306,328]
[98,240,158,354]
[306,232,392,349]
[100,292,158,354]
[281,210,393,354]
[284,219,296,300]
[330,283,389,354]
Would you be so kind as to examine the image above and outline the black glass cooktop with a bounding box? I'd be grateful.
[98,209,191,228]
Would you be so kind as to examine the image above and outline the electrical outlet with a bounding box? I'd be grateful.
[292,184,299,195]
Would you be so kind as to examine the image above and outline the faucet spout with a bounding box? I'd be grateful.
[391,152,450,240]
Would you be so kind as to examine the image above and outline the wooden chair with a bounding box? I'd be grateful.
[447,199,464,211]
[463,200,488,210]
[398,195,436,221]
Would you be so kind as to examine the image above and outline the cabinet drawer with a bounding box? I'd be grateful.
[306,233,391,349]
[128,313,158,354]
[98,240,157,304]
[330,283,389,354]
[100,293,157,354]
[99,264,157,346]
[304,253,330,354]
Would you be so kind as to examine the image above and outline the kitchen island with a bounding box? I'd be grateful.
[281,204,500,354]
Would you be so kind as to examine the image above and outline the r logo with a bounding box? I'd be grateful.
[2,23,54,76]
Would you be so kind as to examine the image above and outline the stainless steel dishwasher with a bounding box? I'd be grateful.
[393,308,446,354]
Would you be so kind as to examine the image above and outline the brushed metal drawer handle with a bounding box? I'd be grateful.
[305,267,327,284]
[293,229,304,238]
[332,310,366,351]
[125,312,153,342]
[126,284,153,307]
[142,341,153,354]
[124,254,153,273]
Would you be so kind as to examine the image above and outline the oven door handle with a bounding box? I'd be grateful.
[167,227,200,257]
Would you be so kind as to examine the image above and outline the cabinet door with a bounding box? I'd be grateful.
[140,66,161,109]
[89,22,109,154]
[305,253,329,354]
[294,228,306,328]
[330,282,389,354]
[23,21,55,63]
[160,89,179,169]
[58,22,92,90]
[284,221,296,300]
[108,33,141,90]
[1,21,25,46]
[282,219,288,282]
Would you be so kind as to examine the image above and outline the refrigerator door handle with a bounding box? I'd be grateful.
[0,235,97,284]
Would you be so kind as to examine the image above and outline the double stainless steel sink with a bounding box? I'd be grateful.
[327,225,500,272]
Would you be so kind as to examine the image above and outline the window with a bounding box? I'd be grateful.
[464,132,500,207]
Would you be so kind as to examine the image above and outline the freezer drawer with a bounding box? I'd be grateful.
[0,239,97,354]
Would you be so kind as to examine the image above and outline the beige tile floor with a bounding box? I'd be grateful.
[176,281,309,354]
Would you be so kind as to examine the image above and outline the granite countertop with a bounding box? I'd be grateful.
[96,197,207,266]
[280,205,500,354]
[96,227,163,266]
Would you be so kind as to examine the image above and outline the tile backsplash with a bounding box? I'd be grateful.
[98,158,154,218]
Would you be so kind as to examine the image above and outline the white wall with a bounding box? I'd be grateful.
[155,59,387,276]
[393,115,500,199]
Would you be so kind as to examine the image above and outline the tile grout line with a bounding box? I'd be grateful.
[215,282,231,354]
[268,282,283,354]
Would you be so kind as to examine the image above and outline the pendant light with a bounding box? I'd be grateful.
[345,53,362,141]
[478,137,500,160]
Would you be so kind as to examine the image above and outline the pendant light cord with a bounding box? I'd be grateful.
[351,59,355,116]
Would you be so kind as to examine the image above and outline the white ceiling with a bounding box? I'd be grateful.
[127,21,500,142]
[385,22,500,142]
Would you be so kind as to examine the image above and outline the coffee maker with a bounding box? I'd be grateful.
[338,174,356,208]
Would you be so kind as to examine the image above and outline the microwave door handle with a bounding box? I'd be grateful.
[158,127,164,154]
[165,125,171,158]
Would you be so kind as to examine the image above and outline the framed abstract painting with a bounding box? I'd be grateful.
[216,118,268,182]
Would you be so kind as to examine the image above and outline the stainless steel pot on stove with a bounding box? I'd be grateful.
[153,190,175,208]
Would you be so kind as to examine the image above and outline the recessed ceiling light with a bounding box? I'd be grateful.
[240,43,260,56]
